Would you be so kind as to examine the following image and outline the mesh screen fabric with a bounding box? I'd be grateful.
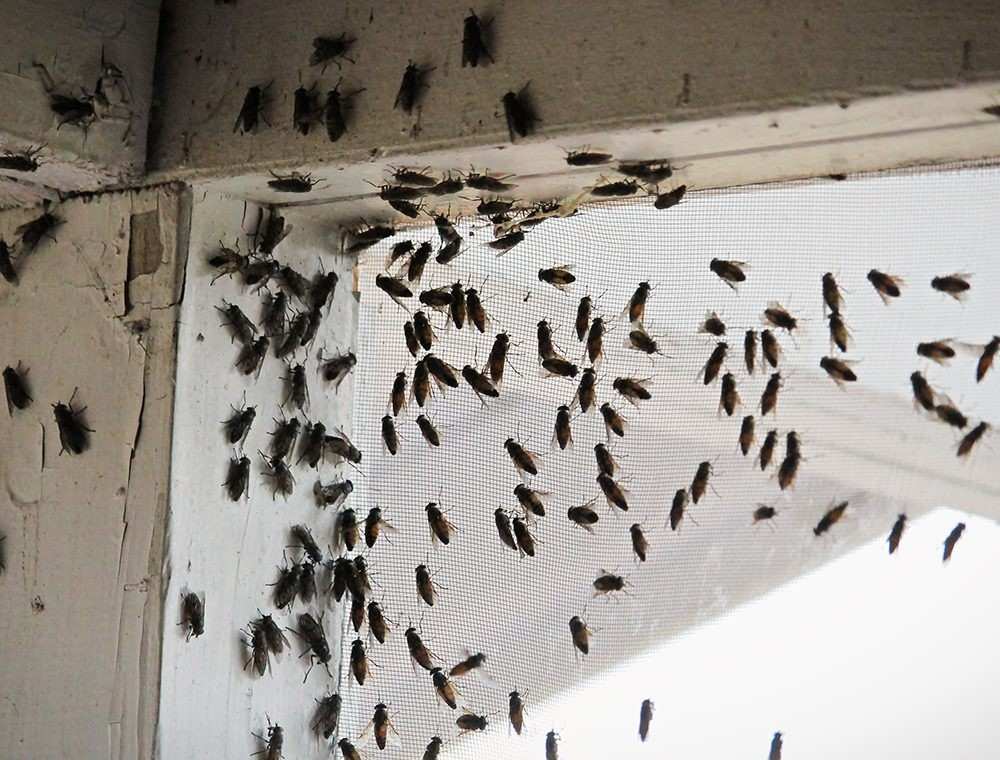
[338,163,1000,759]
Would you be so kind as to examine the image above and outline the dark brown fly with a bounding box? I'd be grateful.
[628,326,660,355]
[3,363,32,413]
[554,405,573,449]
[371,702,396,750]
[742,330,757,375]
[425,353,459,388]
[489,333,512,385]
[350,637,368,684]
[255,719,283,760]
[314,479,354,509]
[488,229,525,253]
[375,274,413,309]
[630,523,648,561]
[910,371,936,411]
[639,699,654,742]
[406,626,436,671]
[180,591,205,640]
[430,174,464,195]
[321,352,357,389]
[753,505,776,524]
[413,359,431,407]
[431,667,459,709]
[512,516,536,557]
[450,652,486,678]
[463,365,499,401]
[917,340,955,365]
[339,739,362,760]
[365,506,390,549]
[335,508,358,551]
[416,414,441,447]
[299,561,318,605]
[423,737,444,760]
[261,453,295,499]
[546,731,560,760]
[887,514,907,554]
[597,472,629,511]
[976,336,998,382]
[425,503,456,545]
[224,455,250,501]
[217,300,257,345]
[310,34,355,71]
[569,616,591,655]
[813,501,848,536]
[719,373,740,416]
[704,342,727,385]
[537,319,557,362]
[931,273,971,301]
[777,448,800,491]
[457,714,488,733]
[0,239,18,284]
[390,372,407,416]
[575,296,594,341]
[654,185,686,210]
[820,356,857,385]
[539,265,576,292]
[53,389,93,454]
[594,443,617,476]
[503,83,538,142]
[576,368,597,413]
[761,329,781,369]
[590,179,639,197]
[16,209,63,252]
[329,557,353,603]
[403,321,420,357]
[690,461,714,504]
[822,272,843,315]
[761,372,782,416]
[935,403,968,429]
[416,564,439,606]
[381,414,399,455]
[613,376,651,405]
[449,282,467,328]
[669,489,688,531]
[567,502,600,532]
[235,335,269,376]
[298,421,326,468]
[600,403,626,438]
[593,572,626,595]
[943,523,965,562]
[739,415,755,456]
[710,258,746,289]
[509,691,525,734]
[462,9,493,67]
[268,171,321,193]
[566,148,612,166]
[701,311,726,336]
[514,484,549,517]
[957,421,989,457]
[759,429,778,471]
[770,732,783,760]
[420,285,454,313]
[868,269,903,303]
[0,145,44,173]
[244,622,270,676]
[542,356,578,378]
[414,311,435,350]
[284,362,309,411]
[313,693,342,740]
[495,507,518,550]
[407,242,433,283]
[627,282,651,324]
[272,562,302,610]
[465,286,489,332]
[763,304,798,333]
[395,61,432,113]
[290,524,323,564]
[828,313,850,352]
[505,438,539,475]
[367,600,389,643]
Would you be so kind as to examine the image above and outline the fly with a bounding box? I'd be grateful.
[432,667,460,709]
[254,718,284,760]
[704,342,727,385]
[284,362,309,411]
[437,237,463,265]
[573,367,597,413]
[868,269,904,303]
[450,282,467,328]
[569,616,591,655]
[654,184,686,210]
[585,316,605,364]
[321,351,357,389]
[554,405,573,449]
[626,282,651,324]
[829,313,850,352]
[217,300,257,345]
[539,265,576,292]
[495,508,518,551]
[298,421,326,468]
[509,690,525,734]
[739,415,755,456]
[368,600,390,643]
[424,737,444,760]
[488,229,525,253]
[309,34,356,71]
[628,325,661,355]
[338,508,360,550]
[761,329,781,368]
[413,359,431,407]
[618,160,675,183]
[505,438,539,475]
[461,9,493,67]
[935,403,968,429]
[224,454,250,501]
[260,290,287,337]
[512,516,536,556]
[372,183,426,202]
[719,373,740,416]
[502,83,538,141]
[769,732,783,760]
[370,702,397,750]
[943,523,965,562]
[261,452,295,499]
[313,693,342,740]
[179,591,205,640]
[822,272,844,315]
[466,285,489,332]
[3,363,32,413]
[887,514,906,554]
[542,357,578,378]
[957,421,989,457]
[403,321,420,357]
[777,434,801,490]
[350,637,368,684]
[600,402,626,438]
[290,524,323,565]
[669,488,688,531]
[565,148,613,166]
[931,272,971,301]
[456,714,488,733]
[743,330,757,374]
[820,356,857,385]
[244,620,270,676]
[395,61,433,113]
[426,503,456,544]
[406,626,436,670]
[546,731,560,760]
[414,310,435,349]
[701,311,726,336]
[813,501,848,536]
[592,571,626,596]
[314,479,353,509]
[590,178,639,197]
[0,145,44,173]
[753,505,777,524]
[976,336,999,382]
[567,501,600,532]
[760,372,782,416]
[910,371,936,411]
[233,84,268,133]
[429,174,464,195]
[576,296,593,340]
[267,170,321,193]
[293,81,320,135]
[375,273,413,310]
[630,523,648,561]
[0,240,15,284]
[597,472,629,511]
[415,563,441,606]
[463,365,500,402]
[514,484,549,517]
[325,80,365,142]
[299,561,318,605]
[917,340,956,365]
[256,211,291,257]
[613,376,651,405]
[763,304,797,333]
[419,285,453,313]
[639,699,654,742]
[465,170,516,192]
[271,561,302,610]
[53,389,93,454]
[425,353,459,388]
[339,739,362,760]
[690,461,714,504]
[710,258,746,289]
[759,429,778,470]
[594,443,617,477]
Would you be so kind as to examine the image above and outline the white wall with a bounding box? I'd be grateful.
[158,192,355,758]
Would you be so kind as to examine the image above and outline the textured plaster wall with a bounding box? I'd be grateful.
[0,184,188,760]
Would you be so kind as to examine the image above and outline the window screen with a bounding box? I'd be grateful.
[341,163,1000,759]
